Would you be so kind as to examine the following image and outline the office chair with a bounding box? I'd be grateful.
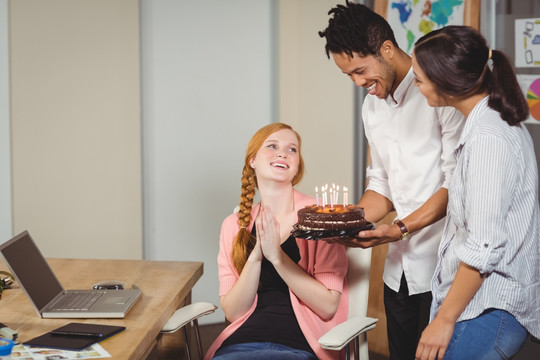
[319,247,378,360]
[161,301,218,360]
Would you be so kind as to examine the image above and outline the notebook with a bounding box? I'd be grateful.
[0,230,142,318]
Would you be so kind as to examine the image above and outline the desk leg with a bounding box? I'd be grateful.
[143,338,159,360]
[157,293,193,360]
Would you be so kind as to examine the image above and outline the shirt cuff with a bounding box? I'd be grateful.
[456,236,503,274]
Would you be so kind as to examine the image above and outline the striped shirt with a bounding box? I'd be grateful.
[431,96,540,338]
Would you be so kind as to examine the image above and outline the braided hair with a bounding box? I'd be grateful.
[231,123,305,274]
[318,0,399,59]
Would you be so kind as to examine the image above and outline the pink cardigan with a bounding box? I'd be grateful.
[204,190,349,360]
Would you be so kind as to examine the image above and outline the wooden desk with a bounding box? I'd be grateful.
[0,258,203,359]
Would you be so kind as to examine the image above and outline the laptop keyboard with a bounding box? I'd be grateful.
[53,291,105,311]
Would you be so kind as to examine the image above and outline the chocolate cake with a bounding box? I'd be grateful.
[296,204,368,231]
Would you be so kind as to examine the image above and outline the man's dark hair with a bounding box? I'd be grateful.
[318,1,398,58]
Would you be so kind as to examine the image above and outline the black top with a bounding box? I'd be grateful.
[221,227,314,354]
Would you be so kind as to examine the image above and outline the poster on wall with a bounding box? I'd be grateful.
[515,18,540,68]
[387,0,465,54]
[517,74,540,124]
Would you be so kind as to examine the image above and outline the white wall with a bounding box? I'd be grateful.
[278,0,356,200]
[8,0,142,259]
[0,0,11,242]
[140,0,274,324]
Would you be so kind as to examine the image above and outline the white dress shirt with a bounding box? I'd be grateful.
[431,96,540,338]
[362,68,465,295]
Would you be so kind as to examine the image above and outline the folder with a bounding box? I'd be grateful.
[24,323,126,351]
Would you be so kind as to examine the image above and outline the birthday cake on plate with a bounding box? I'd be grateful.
[296,204,368,231]
[291,184,374,240]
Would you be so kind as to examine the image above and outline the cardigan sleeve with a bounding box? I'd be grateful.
[295,236,348,293]
[310,239,348,293]
[218,213,241,296]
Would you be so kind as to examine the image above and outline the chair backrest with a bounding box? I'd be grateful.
[346,246,373,359]
[347,247,372,316]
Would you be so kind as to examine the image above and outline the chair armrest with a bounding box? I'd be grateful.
[161,302,218,333]
[318,316,378,351]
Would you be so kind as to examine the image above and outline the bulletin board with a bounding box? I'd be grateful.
[375,0,480,53]
[515,18,540,124]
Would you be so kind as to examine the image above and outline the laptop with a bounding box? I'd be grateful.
[0,230,142,318]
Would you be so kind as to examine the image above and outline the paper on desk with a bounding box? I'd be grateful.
[8,343,111,359]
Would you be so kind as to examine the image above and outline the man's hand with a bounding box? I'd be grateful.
[354,223,402,247]
[322,223,401,248]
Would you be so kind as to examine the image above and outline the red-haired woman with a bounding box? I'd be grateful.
[205,123,349,360]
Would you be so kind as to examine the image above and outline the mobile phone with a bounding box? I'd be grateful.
[92,281,124,290]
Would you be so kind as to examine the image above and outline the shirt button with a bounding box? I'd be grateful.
[484,243,489,248]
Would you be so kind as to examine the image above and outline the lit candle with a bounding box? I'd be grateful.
[326,184,330,207]
[329,187,334,208]
[343,187,348,206]
[315,186,319,206]
[335,185,340,205]
[322,186,327,207]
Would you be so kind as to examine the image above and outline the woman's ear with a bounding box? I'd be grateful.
[249,159,255,169]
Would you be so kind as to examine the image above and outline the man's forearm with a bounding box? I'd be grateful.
[400,187,448,234]
[358,189,394,223]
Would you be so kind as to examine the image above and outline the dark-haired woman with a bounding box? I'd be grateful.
[204,123,349,360]
[412,25,540,360]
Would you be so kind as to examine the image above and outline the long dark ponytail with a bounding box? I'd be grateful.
[414,26,529,125]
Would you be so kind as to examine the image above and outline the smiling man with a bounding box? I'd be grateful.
[319,2,465,360]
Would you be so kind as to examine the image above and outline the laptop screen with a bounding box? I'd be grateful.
[0,231,64,312]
